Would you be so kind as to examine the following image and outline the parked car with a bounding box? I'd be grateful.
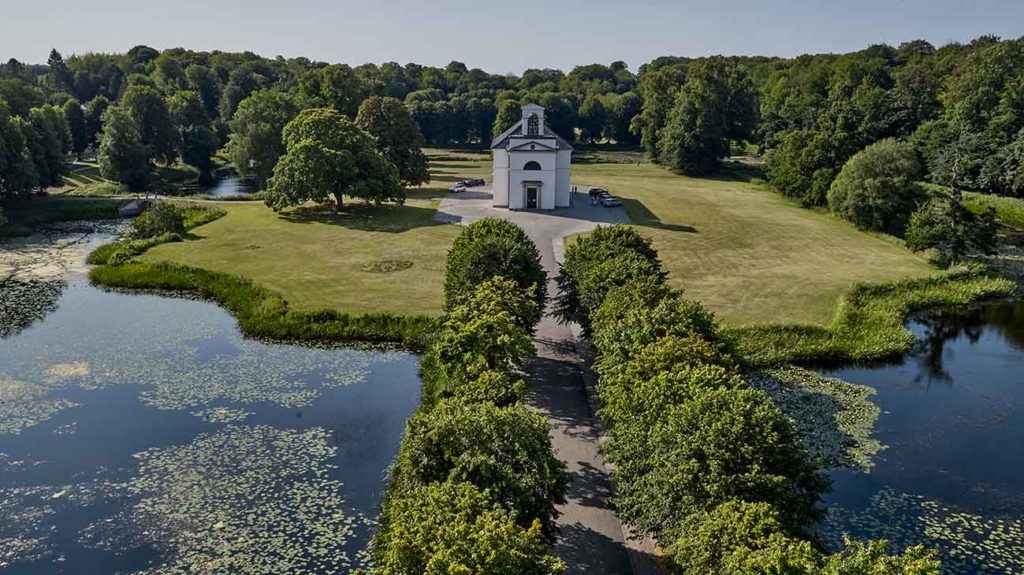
[449,183,466,193]
[600,195,622,207]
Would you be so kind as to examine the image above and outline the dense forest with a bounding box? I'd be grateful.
[1,36,1022,241]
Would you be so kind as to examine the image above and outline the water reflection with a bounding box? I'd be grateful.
[198,176,254,197]
[820,299,1024,575]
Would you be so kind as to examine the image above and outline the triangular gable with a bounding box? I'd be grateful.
[508,139,557,152]
[490,120,523,149]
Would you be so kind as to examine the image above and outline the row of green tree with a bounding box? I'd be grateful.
[553,225,942,574]
[370,218,568,574]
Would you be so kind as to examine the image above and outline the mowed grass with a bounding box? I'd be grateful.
[427,150,935,326]
[576,162,936,325]
[140,188,459,316]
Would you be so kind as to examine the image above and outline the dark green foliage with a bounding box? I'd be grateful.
[98,104,151,191]
[420,278,534,408]
[83,95,109,146]
[355,95,430,186]
[130,201,185,238]
[22,104,70,189]
[392,401,568,537]
[610,387,827,539]
[299,64,367,117]
[62,98,88,158]
[0,101,38,200]
[226,90,301,190]
[265,108,403,210]
[554,226,663,331]
[168,90,216,182]
[667,501,819,575]
[443,218,546,327]
[657,59,756,175]
[765,129,840,206]
[827,138,925,235]
[906,192,997,266]
[371,481,563,575]
[120,84,177,164]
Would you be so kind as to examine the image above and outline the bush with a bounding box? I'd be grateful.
[827,139,925,235]
[555,225,664,331]
[392,401,568,537]
[906,193,997,266]
[419,279,534,407]
[130,201,186,238]
[765,129,839,206]
[668,501,820,575]
[610,387,827,539]
[371,480,563,575]
[591,284,724,377]
[443,218,546,328]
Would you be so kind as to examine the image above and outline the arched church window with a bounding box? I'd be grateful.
[527,113,539,136]
[524,160,542,170]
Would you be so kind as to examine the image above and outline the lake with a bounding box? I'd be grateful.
[198,176,254,198]
[0,234,420,573]
[820,300,1024,575]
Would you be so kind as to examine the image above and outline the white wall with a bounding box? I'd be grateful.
[509,170,556,209]
[556,149,572,207]
[492,149,509,207]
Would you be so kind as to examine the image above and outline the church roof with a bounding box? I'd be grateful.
[490,120,574,151]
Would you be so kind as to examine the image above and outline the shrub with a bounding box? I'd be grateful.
[591,285,724,377]
[765,129,839,206]
[420,279,534,407]
[371,480,564,575]
[827,139,926,235]
[610,387,827,539]
[668,501,820,575]
[130,201,185,238]
[821,538,940,575]
[906,193,997,266]
[443,218,546,328]
[555,225,662,330]
[392,401,568,538]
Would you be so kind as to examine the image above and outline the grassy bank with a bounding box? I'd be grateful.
[733,265,1016,365]
[139,191,458,316]
[964,191,1024,230]
[90,261,435,349]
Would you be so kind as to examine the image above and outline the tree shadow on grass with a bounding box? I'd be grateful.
[276,201,444,233]
[619,197,697,233]
[702,159,764,183]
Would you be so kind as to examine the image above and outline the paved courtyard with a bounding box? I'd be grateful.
[436,186,654,575]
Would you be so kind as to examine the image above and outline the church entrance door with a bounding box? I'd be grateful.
[526,187,538,209]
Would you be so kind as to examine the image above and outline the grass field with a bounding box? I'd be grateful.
[428,150,936,326]
[141,188,459,316]
[136,150,939,325]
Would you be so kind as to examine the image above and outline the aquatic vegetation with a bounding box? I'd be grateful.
[45,361,90,382]
[192,406,253,423]
[93,425,372,574]
[0,279,64,338]
[0,376,76,435]
[821,488,1024,575]
[749,366,883,471]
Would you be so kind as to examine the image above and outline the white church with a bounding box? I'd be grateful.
[490,103,573,210]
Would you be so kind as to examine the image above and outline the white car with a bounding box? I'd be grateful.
[449,183,466,193]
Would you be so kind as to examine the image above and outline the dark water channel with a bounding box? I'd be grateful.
[0,280,420,573]
[820,300,1024,574]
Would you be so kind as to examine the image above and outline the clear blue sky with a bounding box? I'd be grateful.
[2,0,1021,73]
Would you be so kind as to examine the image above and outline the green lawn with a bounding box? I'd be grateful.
[139,150,937,325]
[141,188,459,316]
[574,161,935,325]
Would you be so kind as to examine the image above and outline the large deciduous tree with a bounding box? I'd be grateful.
[120,84,178,164]
[355,95,430,186]
[226,90,301,190]
[168,91,217,183]
[98,105,151,191]
[62,98,89,159]
[265,107,402,210]
[657,59,756,175]
[299,64,367,117]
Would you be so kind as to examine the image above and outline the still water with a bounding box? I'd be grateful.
[198,176,254,198]
[0,280,420,573]
[821,300,1024,575]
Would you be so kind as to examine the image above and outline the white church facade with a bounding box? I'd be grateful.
[490,103,573,210]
